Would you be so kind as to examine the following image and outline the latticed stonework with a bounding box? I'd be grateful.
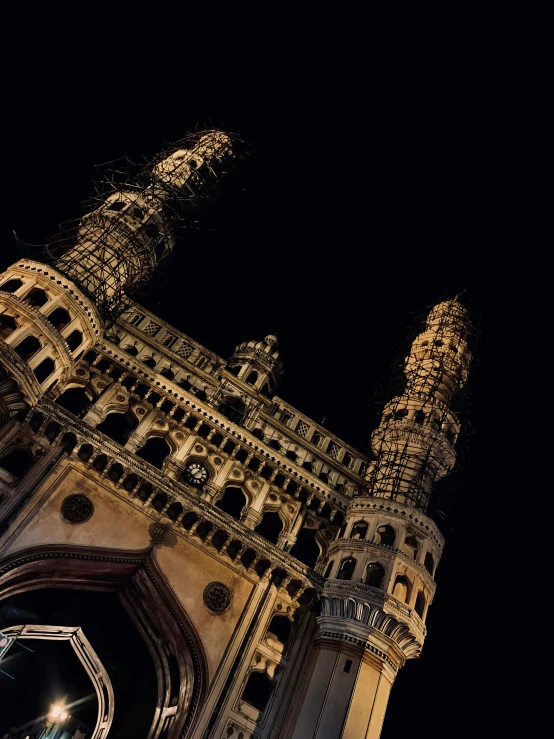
[0,128,474,739]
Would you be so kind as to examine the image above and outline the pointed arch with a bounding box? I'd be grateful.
[0,545,209,739]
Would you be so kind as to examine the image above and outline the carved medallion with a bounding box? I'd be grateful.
[195,444,204,453]
[213,457,222,465]
[62,494,94,524]
[116,395,126,402]
[204,582,231,613]
[151,523,168,545]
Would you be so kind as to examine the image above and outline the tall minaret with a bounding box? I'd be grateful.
[0,130,236,400]
[288,299,472,739]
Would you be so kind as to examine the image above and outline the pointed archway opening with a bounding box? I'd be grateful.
[0,546,208,739]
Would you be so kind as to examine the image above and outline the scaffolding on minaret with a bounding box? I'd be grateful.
[38,129,242,322]
[365,298,475,513]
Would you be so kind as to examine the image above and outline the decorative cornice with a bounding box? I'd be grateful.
[319,578,426,658]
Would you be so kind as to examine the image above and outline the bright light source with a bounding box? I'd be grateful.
[60,711,68,721]
[50,704,63,718]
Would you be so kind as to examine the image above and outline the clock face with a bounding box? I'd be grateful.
[184,461,208,486]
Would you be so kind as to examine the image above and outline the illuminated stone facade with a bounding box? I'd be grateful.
[0,131,472,739]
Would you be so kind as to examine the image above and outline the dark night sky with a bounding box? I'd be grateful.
[1,11,514,737]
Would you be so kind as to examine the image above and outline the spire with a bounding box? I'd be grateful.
[366,298,473,511]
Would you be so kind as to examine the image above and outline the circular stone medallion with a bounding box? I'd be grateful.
[62,494,94,524]
[203,582,231,613]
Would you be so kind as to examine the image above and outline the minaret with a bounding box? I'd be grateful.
[0,130,236,398]
[227,333,283,396]
[289,299,472,739]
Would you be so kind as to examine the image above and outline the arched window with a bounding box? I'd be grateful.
[268,439,281,451]
[215,487,247,520]
[324,560,334,578]
[285,450,297,462]
[415,591,426,618]
[290,529,320,569]
[136,436,171,469]
[375,524,396,547]
[65,330,83,352]
[363,562,385,588]
[242,670,273,712]
[33,358,55,384]
[403,535,419,559]
[267,615,292,646]
[0,314,17,339]
[25,288,48,307]
[414,409,425,424]
[318,471,329,483]
[96,412,138,445]
[142,356,157,369]
[246,371,258,385]
[160,367,175,380]
[424,552,435,575]
[56,387,92,417]
[336,557,356,581]
[0,278,23,293]
[14,335,41,361]
[47,307,71,330]
[351,521,368,540]
[302,460,313,473]
[252,428,264,440]
[0,447,35,478]
[228,365,241,376]
[392,575,410,602]
[254,511,283,545]
[124,345,138,356]
[343,452,353,468]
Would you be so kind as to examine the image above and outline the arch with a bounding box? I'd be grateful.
[268,439,281,451]
[142,356,157,369]
[415,591,426,618]
[246,370,258,385]
[267,614,292,646]
[0,447,35,479]
[0,278,23,293]
[228,364,241,376]
[363,562,385,588]
[124,344,139,356]
[392,574,410,602]
[47,306,71,330]
[0,313,17,339]
[324,560,334,578]
[375,524,396,547]
[136,436,171,469]
[289,528,320,569]
[403,535,419,559]
[215,486,248,520]
[56,386,93,417]
[33,357,55,384]
[0,547,209,739]
[336,556,356,581]
[351,520,368,540]
[66,329,83,351]
[254,511,284,545]
[14,335,41,361]
[24,287,48,307]
[96,411,138,446]
[44,420,62,441]
[0,623,114,738]
[424,552,435,575]
[160,367,175,380]
[241,670,273,712]
[252,428,264,440]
